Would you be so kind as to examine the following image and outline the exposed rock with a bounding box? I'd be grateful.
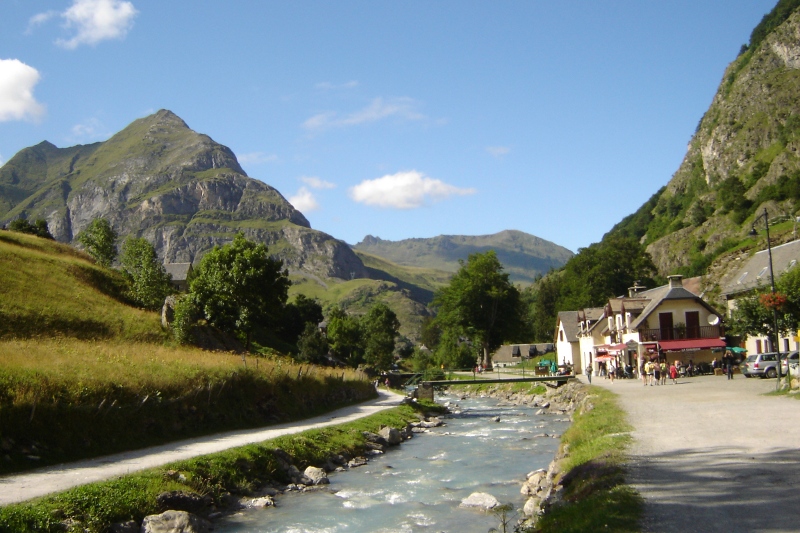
[378,426,402,445]
[303,466,330,485]
[110,520,138,533]
[459,492,500,511]
[156,491,211,515]
[241,496,274,508]
[140,510,212,533]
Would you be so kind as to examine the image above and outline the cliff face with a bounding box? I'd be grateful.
[0,110,367,279]
[610,5,800,276]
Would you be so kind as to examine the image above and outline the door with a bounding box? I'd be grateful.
[685,311,700,339]
[659,312,674,340]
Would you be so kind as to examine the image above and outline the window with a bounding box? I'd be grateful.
[756,339,762,354]
[559,330,564,341]
[784,338,790,352]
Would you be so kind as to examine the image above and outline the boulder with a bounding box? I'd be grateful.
[140,510,212,533]
[459,492,500,511]
[303,466,330,485]
[156,491,210,515]
[379,426,402,445]
[523,496,541,517]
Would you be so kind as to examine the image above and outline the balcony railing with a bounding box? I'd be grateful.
[638,325,724,342]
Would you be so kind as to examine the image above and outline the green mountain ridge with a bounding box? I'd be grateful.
[0,110,367,280]
[608,0,800,282]
[352,229,573,285]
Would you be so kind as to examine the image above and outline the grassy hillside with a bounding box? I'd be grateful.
[0,231,164,341]
[352,229,573,285]
[289,273,432,341]
[0,230,375,474]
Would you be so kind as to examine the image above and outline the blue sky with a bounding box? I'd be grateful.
[0,0,778,253]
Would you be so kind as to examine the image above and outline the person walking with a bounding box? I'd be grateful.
[660,361,667,385]
[652,361,660,385]
[609,363,616,383]
[725,353,735,380]
[669,362,678,384]
[586,365,593,384]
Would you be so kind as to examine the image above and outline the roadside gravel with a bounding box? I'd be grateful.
[0,389,405,506]
[588,374,800,533]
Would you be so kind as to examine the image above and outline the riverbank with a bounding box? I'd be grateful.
[455,380,641,532]
[0,395,444,533]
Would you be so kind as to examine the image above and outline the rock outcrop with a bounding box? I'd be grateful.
[0,110,368,280]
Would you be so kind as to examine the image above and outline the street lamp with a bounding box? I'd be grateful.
[749,207,781,388]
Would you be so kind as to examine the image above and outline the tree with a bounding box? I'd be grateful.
[729,265,800,346]
[188,233,290,349]
[277,294,324,345]
[120,237,173,310]
[360,303,400,370]
[77,218,118,267]
[296,322,329,364]
[326,307,363,367]
[9,218,54,240]
[432,251,523,368]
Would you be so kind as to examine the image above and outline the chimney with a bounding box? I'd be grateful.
[667,275,684,289]
[628,280,645,298]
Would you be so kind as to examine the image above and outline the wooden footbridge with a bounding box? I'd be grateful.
[402,369,575,400]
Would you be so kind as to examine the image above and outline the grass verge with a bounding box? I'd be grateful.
[531,385,642,533]
[0,401,444,533]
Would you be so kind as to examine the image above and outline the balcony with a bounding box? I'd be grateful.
[638,325,724,342]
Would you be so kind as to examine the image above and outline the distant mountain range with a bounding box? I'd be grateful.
[353,230,573,284]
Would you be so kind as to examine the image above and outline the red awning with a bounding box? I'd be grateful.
[594,355,615,362]
[608,343,627,354]
[658,339,726,352]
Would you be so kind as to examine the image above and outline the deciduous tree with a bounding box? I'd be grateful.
[120,237,173,310]
[77,218,117,267]
[432,251,523,368]
[188,233,290,349]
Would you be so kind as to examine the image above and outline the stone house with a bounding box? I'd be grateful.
[164,262,193,292]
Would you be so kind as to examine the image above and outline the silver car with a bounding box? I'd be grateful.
[743,352,780,378]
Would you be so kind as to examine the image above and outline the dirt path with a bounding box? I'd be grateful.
[587,374,800,533]
[0,389,405,506]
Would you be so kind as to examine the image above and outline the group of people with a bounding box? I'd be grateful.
[640,360,673,386]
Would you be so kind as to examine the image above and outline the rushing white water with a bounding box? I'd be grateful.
[216,391,569,533]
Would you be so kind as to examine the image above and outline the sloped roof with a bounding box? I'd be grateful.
[164,262,193,281]
[557,310,581,342]
[629,278,721,330]
[721,239,800,297]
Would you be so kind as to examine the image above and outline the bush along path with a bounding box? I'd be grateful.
[0,398,446,533]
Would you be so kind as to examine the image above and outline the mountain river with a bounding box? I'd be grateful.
[215,391,570,533]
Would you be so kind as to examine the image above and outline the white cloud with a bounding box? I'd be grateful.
[486,146,511,157]
[238,151,278,165]
[300,176,335,189]
[0,59,45,122]
[54,0,138,49]
[349,170,476,209]
[68,117,109,142]
[26,11,58,34]
[289,186,319,212]
[316,80,359,90]
[302,97,424,132]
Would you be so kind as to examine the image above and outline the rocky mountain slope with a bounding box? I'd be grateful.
[0,110,367,279]
[352,230,573,285]
[609,1,800,278]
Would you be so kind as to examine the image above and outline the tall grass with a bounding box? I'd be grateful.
[0,338,374,473]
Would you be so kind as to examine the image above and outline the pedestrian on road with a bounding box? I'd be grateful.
[660,361,667,385]
[725,354,735,380]
[670,363,678,384]
[641,361,648,386]
[653,362,661,385]
[587,365,593,384]
[609,363,615,383]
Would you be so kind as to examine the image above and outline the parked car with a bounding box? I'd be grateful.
[781,351,799,374]
[743,352,781,378]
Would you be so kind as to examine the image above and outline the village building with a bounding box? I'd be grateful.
[721,239,800,355]
[558,275,725,375]
[554,311,582,373]
[164,262,193,292]
[491,343,554,367]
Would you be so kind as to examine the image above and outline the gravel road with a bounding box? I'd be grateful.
[0,389,405,506]
[588,374,800,533]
